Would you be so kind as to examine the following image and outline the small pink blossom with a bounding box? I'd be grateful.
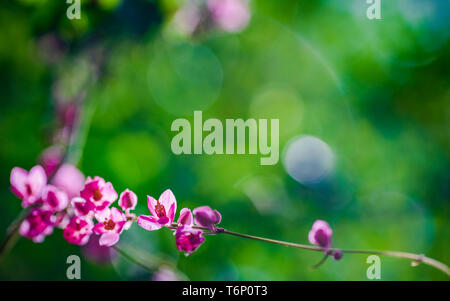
[177,208,193,226]
[41,185,69,212]
[80,176,118,212]
[175,225,205,256]
[93,207,127,247]
[119,189,137,211]
[39,146,63,177]
[333,249,343,260]
[63,216,94,246]
[137,189,177,231]
[51,163,85,199]
[19,208,54,243]
[207,0,251,33]
[308,220,343,260]
[308,220,333,250]
[193,206,221,230]
[119,189,138,230]
[71,197,96,217]
[10,165,47,208]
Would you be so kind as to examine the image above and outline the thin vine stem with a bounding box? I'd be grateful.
[171,223,450,276]
[112,245,154,273]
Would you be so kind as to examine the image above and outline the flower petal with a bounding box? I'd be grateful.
[177,208,193,226]
[93,222,107,235]
[111,207,126,223]
[99,232,120,247]
[95,207,111,222]
[28,165,47,193]
[119,189,137,211]
[137,215,163,231]
[147,195,158,217]
[10,167,28,198]
[159,189,176,210]
[71,197,95,217]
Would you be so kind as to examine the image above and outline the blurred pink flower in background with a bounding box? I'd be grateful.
[152,266,183,281]
[81,234,117,264]
[39,146,63,177]
[57,102,78,130]
[10,165,47,208]
[207,0,250,33]
[36,33,67,64]
[51,163,85,199]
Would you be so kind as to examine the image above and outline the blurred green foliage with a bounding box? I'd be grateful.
[0,0,448,280]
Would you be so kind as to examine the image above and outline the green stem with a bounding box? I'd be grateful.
[112,245,154,273]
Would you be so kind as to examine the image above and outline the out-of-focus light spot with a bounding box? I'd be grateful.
[397,0,450,51]
[98,0,121,11]
[249,84,302,139]
[282,135,334,185]
[208,0,251,33]
[148,41,223,116]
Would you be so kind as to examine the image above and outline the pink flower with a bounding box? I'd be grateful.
[175,225,205,256]
[308,220,333,250]
[63,216,94,245]
[41,185,69,212]
[93,207,127,247]
[177,208,193,226]
[193,206,221,230]
[10,165,47,208]
[71,197,96,217]
[80,176,118,212]
[19,208,54,243]
[51,164,85,199]
[118,189,137,211]
[137,189,177,231]
[207,0,251,33]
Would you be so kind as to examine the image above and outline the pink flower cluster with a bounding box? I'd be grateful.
[10,166,222,255]
[137,190,222,256]
[10,165,82,242]
[10,165,340,259]
[10,166,136,247]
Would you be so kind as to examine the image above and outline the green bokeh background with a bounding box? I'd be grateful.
[0,0,448,280]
